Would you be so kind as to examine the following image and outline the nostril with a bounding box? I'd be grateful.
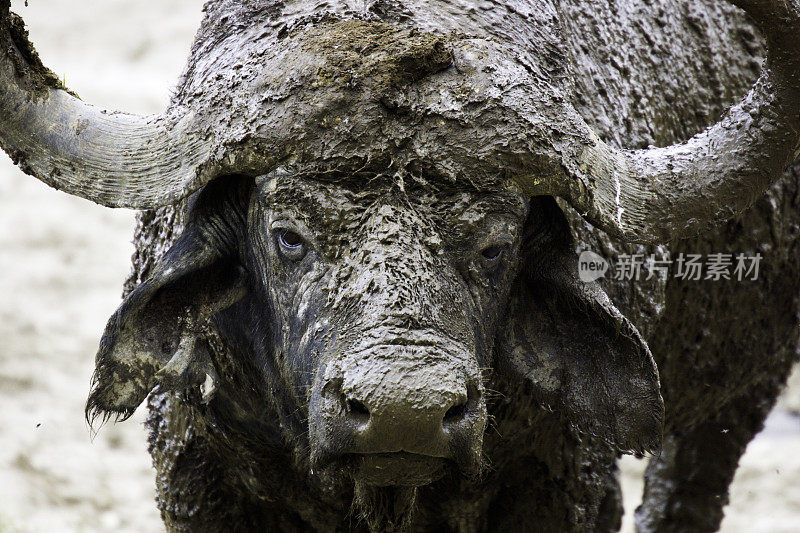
[444,382,481,425]
[444,400,468,422]
[344,396,370,422]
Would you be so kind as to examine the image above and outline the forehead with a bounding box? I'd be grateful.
[254,174,528,229]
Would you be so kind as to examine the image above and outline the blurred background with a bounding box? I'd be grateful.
[0,1,797,531]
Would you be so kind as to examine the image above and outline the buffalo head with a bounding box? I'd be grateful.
[84,169,663,498]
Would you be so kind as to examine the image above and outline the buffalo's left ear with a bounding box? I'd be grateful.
[86,179,250,424]
[497,197,663,454]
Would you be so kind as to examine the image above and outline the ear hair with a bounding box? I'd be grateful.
[86,178,251,427]
[498,197,664,454]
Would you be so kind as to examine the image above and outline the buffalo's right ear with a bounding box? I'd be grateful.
[86,178,251,424]
[497,197,664,454]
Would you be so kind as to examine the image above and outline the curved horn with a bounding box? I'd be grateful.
[0,1,211,209]
[558,0,800,243]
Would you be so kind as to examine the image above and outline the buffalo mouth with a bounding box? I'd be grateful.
[346,452,449,487]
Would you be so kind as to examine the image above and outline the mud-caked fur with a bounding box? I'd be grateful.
[101,172,660,532]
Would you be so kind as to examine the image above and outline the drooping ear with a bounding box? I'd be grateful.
[498,197,663,454]
[86,178,251,424]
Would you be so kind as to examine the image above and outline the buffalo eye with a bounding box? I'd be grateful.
[477,243,508,273]
[276,229,307,261]
[481,245,505,261]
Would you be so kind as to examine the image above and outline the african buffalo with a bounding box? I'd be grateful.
[1,0,799,531]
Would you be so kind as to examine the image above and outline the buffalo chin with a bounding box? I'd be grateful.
[352,482,419,533]
[354,452,447,487]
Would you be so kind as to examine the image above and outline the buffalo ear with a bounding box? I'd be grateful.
[86,180,249,425]
[498,197,663,454]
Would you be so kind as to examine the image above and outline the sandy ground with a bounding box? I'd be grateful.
[0,1,798,531]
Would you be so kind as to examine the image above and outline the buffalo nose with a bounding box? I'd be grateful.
[321,376,483,458]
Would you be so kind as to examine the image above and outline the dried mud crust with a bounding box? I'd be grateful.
[298,20,453,94]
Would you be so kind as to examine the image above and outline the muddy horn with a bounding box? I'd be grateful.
[557,0,800,243]
[0,0,212,209]
[3,0,798,244]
